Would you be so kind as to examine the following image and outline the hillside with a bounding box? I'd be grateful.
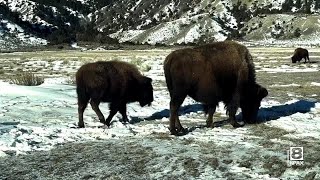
[0,0,320,49]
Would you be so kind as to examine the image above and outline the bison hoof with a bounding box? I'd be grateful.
[78,122,85,128]
[100,120,111,127]
[120,118,129,124]
[104,121,111,127]
[170,129,178,135]
[101,125,109,129]
[246,120,255,124]
[206,121,214,128]
[230,120,245,128]
[170,127,188,136]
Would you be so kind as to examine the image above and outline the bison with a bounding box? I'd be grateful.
[164,41,268,135]
[76,60,154,128]
[291,48,310,63]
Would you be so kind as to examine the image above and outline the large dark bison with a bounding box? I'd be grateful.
[291,48,310,63]
[76,60,154,128]
[164,41,268,135]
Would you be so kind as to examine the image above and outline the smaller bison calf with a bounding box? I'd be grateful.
[292,48,310,63]
[76,60,154,128]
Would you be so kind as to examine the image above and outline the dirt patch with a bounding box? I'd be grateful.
[262,156,287,177]
[0,140,154,180]
[250,124,292,140]
[182,158,201,177]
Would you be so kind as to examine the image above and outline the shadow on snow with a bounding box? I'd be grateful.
[130,100,317,134]
[253,99,316,123]
[130,104,205,124]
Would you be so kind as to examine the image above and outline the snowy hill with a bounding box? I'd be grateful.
[1,0,320,49]
[0,19,47,49]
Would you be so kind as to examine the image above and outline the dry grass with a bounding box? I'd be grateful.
[10,72,44,86]
[0,49,170,80]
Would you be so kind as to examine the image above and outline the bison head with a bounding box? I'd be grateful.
[291,55,299,63]
[240,83,268,124]
[138,77,154,107]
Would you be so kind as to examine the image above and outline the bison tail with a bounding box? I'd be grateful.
[164,54,173,92]
[76,86,90,104]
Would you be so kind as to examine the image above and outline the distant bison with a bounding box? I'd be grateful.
[164,41,268,135]
[292,48,310,63]
[76,60,154,128]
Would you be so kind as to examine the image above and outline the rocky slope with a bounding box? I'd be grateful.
[0,0,320,49]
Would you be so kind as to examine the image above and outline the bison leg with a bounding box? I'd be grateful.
[169,95,186,135]
[227,108,243,128]
[77,96,90,128]
[90,100,106,125]
[119,104,129,124]
[227,93,244,128]
[105,103,119,126]
[78,102,88,128]
[206,106,216,128]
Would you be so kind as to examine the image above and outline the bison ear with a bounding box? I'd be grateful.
[258,86,268,98]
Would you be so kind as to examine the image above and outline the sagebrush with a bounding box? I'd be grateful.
[10,72,44,86]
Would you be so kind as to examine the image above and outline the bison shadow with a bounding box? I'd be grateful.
[295,61,318,64]
[130,104,204,124]
[307,61,317,64]
[211,100,317,128]
[131,100,316,133]
[249,99,316,123]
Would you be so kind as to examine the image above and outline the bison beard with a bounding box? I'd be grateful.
[164,41,268,135]
[76,60,154,128]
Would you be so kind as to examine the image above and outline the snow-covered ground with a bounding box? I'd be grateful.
[0,46,319,179]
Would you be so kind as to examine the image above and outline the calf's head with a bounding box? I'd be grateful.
[241,84,268,124]
[138,77,154,107]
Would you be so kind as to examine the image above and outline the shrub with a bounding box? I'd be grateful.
[10,72,44,86]
[142,65,152,72]
[294,28,301,37]
[131,58,143,66]
[65,76,76,85]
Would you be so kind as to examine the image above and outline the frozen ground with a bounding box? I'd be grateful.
[0,45,319,179]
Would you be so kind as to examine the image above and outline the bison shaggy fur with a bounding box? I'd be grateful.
[76,60,154,128]
[164,41,268,135]
[291,48,310,63]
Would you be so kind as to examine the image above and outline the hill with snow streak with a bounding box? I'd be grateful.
[1,0,320,48]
